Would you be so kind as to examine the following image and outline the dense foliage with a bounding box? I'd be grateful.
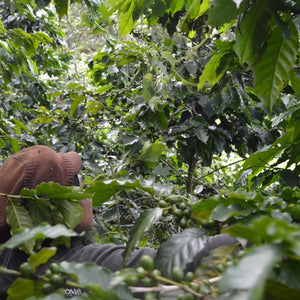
[1,0,300,299]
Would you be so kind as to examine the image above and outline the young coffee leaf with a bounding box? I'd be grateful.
[122,208,162,265]
[154,228,209,277]
[28,247,57,268]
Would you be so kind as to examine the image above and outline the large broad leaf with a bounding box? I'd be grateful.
[122,208,162,265]
[235,0,270,64]
[1,224,80,250]
[254,22,298,112]
[54,0,69,18]
[7,278,43,300]
[207,0,246,26]
[59,261,112,288]
[154,228,208,277]
[218,245,281,299]
[118,0,135,37]
[6,199,35,253]
[6,199,34,234]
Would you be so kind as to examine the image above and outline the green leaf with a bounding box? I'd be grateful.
[35,0,51,7]
[54,0,69,18]
[170,0,184,15]
[275,260,300,292]
[207,0,246,26]
[1,224,80,250]
[235,0,270,64]
[198,52,229,90]
[122,208,162,265]
[28,247,57,268]
[211,203,253,222]
[139,141,165,168]
[142,73,155,102]
[87,179,151,207]
[6,199,35,253]
[119,0,135,37]
[21,182,91,200]
[57,199,84,229]
[219,245,281,299]
[265,278,300,300]
[7,278,42,300]
[70,94,85,117]
[254,22,299,112]
[154,228,208,277]
[59,261,112,288]
[239,145,284,185]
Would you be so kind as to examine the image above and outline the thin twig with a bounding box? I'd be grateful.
[197,158,246,181]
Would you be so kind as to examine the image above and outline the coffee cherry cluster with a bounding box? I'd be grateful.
[42,263,65,295]
[133,256,203,300]
[159,196,191,228]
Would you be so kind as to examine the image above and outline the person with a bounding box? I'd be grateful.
[0,145,239,298]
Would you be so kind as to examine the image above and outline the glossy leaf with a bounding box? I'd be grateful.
[56,199,84,229]
[21,182,91,200]
[235,0,270,64]
[139,141,165,168]
[207,0,246,26]
[1,224,79,250]
[59,261,112,288]
[219,245,281,299]
[154,228,208,277]
[87,179,152,207]
[122,208,162,265]
[254,22,298,112]
[54,0,69,17]
[6,199,35,253]
[198,52,229,90]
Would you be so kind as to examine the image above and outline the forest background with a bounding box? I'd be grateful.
[1,0,300,299]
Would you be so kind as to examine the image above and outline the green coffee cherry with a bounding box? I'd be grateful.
[172,266,184,282]
[173,208,183,217]
[142,277,155,287]
[179,217,187,228]
[158,200,168,208]
[152,269,161,278]
[185,271,194,282]
[179,202,186,210]
[50,263,60,274]
[42,283,55,295]
[20,262,34,278]
[50,274,63,286]
[140,255,154,271]
[125,275,139,286]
